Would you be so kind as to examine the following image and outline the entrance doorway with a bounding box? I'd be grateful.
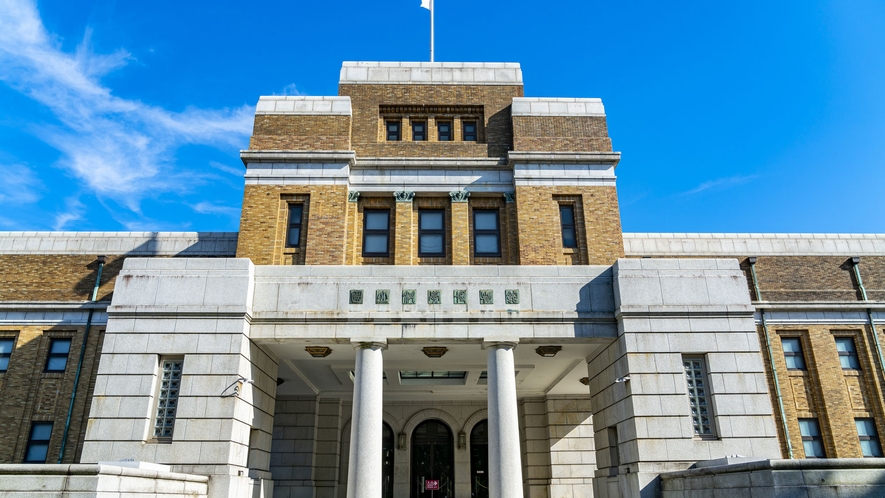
[470,420,489,498]
[383,422,395,498]
[411,419,454,498]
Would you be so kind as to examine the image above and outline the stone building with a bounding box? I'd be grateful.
[0,62,884,497]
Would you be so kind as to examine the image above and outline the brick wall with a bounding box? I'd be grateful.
[512,116,613,153]
[339,84,523,158]
[0,324,103,464]
[236,185,349,265]
[516,186,624,265]
[249,115,352,151]
[0,255,123,302]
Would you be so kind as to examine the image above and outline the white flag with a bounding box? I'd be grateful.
[420,0,430,9]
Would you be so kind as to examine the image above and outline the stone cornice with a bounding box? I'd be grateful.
[240,150,356,165]
[354,157,507,169]
[507,151,621,166]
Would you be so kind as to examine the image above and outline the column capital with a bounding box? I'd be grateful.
[348,190,360,202]
[482,339,519,350]
[393,190,415,203]
[351,339,387,350]
[449,190,470,203]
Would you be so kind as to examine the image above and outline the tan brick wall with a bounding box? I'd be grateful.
[744,256,858,302]
[339,84,523,158]
[249,115,351,151]
[468,196,518,265]
[0,325,104,463]
[512,116,613,153]
[516,186,624,265]
[451,201,470,266]
[760,324,885,459]
[236,184,349,265]
[0,255,123,302]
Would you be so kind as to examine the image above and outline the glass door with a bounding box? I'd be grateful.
[470,420,489,498]
[411,419,454,498]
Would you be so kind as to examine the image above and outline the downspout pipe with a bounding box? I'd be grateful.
[58,255,106,464]
[851,257,885,387]
[748,257,794,459]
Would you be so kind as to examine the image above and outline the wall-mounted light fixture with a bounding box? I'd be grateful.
[535,346,562,358]
[615,375,631,383]
[422,347,448,358]
[305,346,332,358]
[458,432,467,449]
[398,433,406,450]
[579,377,589,386]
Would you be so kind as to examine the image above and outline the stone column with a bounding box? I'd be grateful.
[394,191,415,265]
[486,341,524,498]
[346,341,385,498]
[450,190,470,265]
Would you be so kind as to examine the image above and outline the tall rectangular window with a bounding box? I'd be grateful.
[835,337,861,369]
[473,210,500,257]
[781,337,807,370]
[856,418,884,457]
[45,338,72,373]
[286,204,303,248]
[0,338,14,372]
[463,121,477,141]
[386,120,401,141]
[799,418,825,458]
[363,209,391,257]
[437,121,452,141]
[24,422,53,463]
[683,357,714,436]
[154,359,183,440]
[412,121,426,141]
[559,205,577,248]
[418,210,445,257]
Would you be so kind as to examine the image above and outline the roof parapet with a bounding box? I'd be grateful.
[339,62,523,85]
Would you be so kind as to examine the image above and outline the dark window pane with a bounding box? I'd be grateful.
[25,444,48,463]
[836,337,861,369]
[420,234,444,255]
[463,122,477,141]
[50,339,71,354]
[0,339,13,354]
[46,356,68,372]
[412,121,426,141]
[365,211,389,230]
[287,228,301,247]
[560,205,574,222]
[31,424,52,440]
[386,121,400,141]
[475,235,499,254]
[0,357,8,371]
[474,212,498,230]
[420,211,443,230]
[438,122,451,141]
[365,234,389,254]
[562,228,576,248]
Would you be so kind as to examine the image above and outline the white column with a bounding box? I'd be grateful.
[486,341,524,498]
[347,341,385,498]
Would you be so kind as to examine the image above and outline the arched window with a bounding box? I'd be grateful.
[470,420,489,498]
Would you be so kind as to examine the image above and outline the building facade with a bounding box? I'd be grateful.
[0,62,884,497]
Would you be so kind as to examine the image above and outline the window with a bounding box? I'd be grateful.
[286,204,303,248]
[412,121,426,141]
[559,205,577,248]
[473,210,500,257]
[399,371,466,379]
[799,418,825,458]
[418,210,445,257]
[363,209,391,257]
[0,338,14,372]
[154,359,183,440]
[463,121,477,141]
[45,338,72,373]
[386,120,401,141]
[683,357,714,436]
[437,121,452,141]
[856,418,883,457]
[781,337,807,370]
[24,422,53,463]
[835,337,861,369]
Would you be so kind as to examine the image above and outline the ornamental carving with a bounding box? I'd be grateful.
[394,191,415,203]
[503,191,515,203]
[402,289,417,305]
[449,190,470,203]
[348,191,360,202]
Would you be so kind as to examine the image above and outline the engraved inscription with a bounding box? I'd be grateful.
[349,290,363,305]
[453,289,467,305]
[402,289,416,305]
[376,289,390,305]
[479,290,493,305]
[505,289,519,304]
[428,290,441,305]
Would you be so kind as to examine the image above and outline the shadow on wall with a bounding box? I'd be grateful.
[573,271,616,339]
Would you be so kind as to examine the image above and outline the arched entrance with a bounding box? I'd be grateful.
[470,420,489,498]
[411,419,454,498]
[382,422,395,498]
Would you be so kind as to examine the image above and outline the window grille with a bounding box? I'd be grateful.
[154,359,183,439]
[683,358,714,436]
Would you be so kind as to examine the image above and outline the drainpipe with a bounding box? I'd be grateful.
[851,257,885,384]
[748,257,794,459]
[58,255,106,464]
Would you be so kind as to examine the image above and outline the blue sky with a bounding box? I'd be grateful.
[1,0,883,233]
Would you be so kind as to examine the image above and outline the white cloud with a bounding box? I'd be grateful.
[0,163,43,204]
[682,174,759,196]
[53,196,86,230]
[277,83,306,96]
[190,201,241,218]
[0,0,254,215]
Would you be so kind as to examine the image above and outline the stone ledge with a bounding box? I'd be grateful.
[0,463,209,481]
[240,150,356,165]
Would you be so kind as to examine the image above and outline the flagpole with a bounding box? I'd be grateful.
[430,0,434,62]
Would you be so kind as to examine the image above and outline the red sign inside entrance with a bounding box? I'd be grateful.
[425,479,439,490]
